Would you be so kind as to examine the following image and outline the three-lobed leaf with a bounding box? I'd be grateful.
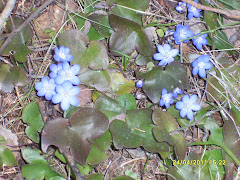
[41,107,109,165]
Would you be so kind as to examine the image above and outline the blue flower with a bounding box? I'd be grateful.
[159,88,174,108]
[187,0,201,19]
[49,63,63,79]
[173,87,183,98]
[192,33,208,50]
[35,77,56,100]
[54,46,73,62]
[173,24,193,44]
[52,81,80,111]
[176,1,187,13]
[55,62,81,85]
[192,55,213,78]
[136,80,143,88]
[175,94,201,120]
[153,44,179,66]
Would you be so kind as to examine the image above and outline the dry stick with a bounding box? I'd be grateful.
[182,0,240,20]
[62,150,85,180]
[0,0,16,31]
[0,0,55,54]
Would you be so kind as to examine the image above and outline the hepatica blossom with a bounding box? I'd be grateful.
[192,33,208,50]
[173,24,193,44]
[175,94,201,120]
[187,0,201,19]
[192,55,213,78]
[55,62,81,85]
[136,80,143,88]
[52,81,80,111]
[176,1,187,13]
[35,77,56,100]
[153,44,179,66]
[173,87,183,98]
[159,88,174,108]
[54,46,73,62]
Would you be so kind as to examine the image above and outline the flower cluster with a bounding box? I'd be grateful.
[35,46,81,111]
[160,88,201,120]
[176,0,201,20]
[173,24,208,50]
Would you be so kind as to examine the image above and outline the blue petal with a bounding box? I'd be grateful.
[45,92,53,100]
[69,86,81,96]
[200,55,210,62]
[157,45,165,54]
[35,82,43,91]
[70,76,80,85]
[62,62,70,71]
[61,99,70,111]
[37,90,46,97]
[165,102,171,108]
[71,64,80,75]
[170,49,179,57]
[162,88,167,95]
[180,109,187,118]
[191,104,201,111]
[49,72,57,79]
[182,95,189,103]
[189,94,198,103]
[69,96,79,106]
[50,64,57,72]
[65,54,73,62]
[188,12,194,19]
[62,81,73,91]
[55,76,64,85]
[176,101,184,110]
[153,53,164,61]
[64,47,70,54]
[159,99,164,106]
[163,44,171,52]
[52,94,63,104]
[187,110,193,120]
[192,66,198,76]
[158,60,167,66]
[56,85,65,94]
[55,47,59,54]
[204,62,213,70]
[198,68,206,78]
[41,77,48,85]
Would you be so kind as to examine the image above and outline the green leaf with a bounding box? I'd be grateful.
[111,72,135,95]
[113,176,135,180]
[136,54,153,66]
[79,69,112,92]
[22,102,44,143]
[88,14,112,38]
[137,62,189,103]
[0,147,17,167]
[87,131,112,165]
[41,107,109,165]
[231,104,240,126]
[203,118,223,144]
[107,0,150,25]
[84,0,98,13]
[95,93,136,119]
[109,14,154,57]
[86,173,103,180]
[152,109,187,160]
[70,13,103,41]
[110,109,172,152]
[0,64,28,94]
[0,16,33,62]
[21,148,60,180]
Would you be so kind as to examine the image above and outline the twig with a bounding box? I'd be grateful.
[0,0,55,54]
[182,0,240,20]
[0,0,16,31]
[62,149,85,180]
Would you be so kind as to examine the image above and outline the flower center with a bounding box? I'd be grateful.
[65,71,73,80]
[63,91,69,97]
[190,6,197,12]
[59,52,66,59]
[196,37,203,43]
[163,94,171,103]
[198,62,205,68]
[180,29,186,38]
